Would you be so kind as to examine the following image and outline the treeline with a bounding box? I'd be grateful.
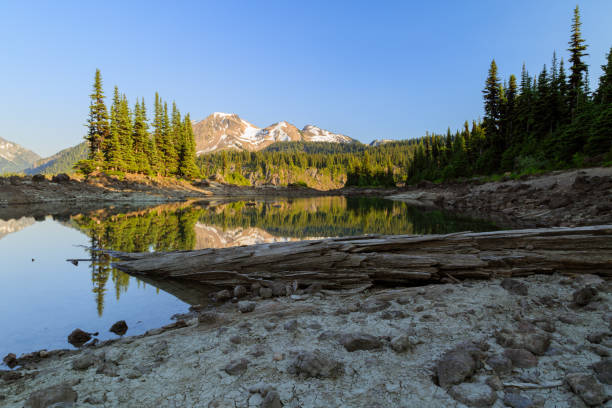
[79,69,199,179]
[197,7,610,188]
[407,6,611,182]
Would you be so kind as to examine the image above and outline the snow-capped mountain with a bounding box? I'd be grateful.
[0,137,41,174]
[192,113,354,154]
[369,139,394,147]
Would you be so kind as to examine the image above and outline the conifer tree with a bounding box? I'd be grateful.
[118,95,135,172]
[131,99,151,174]
[178,114,199,179]
[86,69,110,167]
[105,86,125,170]
[567,5,589,114]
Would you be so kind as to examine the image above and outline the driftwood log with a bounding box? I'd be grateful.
[109,225,612,290]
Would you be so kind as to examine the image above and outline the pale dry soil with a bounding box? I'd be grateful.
[1,274,610,407]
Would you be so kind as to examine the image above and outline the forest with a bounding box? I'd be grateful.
[78,69,199,179]
[196,7,611,187]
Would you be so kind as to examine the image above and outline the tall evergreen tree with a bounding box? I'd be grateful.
[567,5,589,114]
[85,69,110,167]
[105,86,124,170]
[131,99,151,174]
[118,95,135,172]
[178,114,199,179]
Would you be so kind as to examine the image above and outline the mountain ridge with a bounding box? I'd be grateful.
[0,136,41,174]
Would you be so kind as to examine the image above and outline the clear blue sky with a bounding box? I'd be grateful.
[1,0,611,156]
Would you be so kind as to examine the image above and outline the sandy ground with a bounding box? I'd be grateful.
[1,274,610,407]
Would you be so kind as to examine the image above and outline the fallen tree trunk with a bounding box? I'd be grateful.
[109,225,612,290]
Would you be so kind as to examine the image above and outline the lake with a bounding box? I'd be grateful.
[0,196,497,361]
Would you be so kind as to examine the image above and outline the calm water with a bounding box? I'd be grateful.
[0,197,497,360]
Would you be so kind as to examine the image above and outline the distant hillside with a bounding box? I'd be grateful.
[263,141,365,154]
[26,142,88,175]
[0,137,41,174]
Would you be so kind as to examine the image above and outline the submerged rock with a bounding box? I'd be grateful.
[573,287,598,306]
[109,320,128,336]
[448,382,497,407]
[339,333,383,352]
[565,373,606,406]
[224,358,248,376]
[67,329,92,347]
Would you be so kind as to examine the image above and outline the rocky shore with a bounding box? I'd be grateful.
[1,273,610,407]
[388,167,612,228]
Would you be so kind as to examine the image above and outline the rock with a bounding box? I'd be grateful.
[494,328,550,355]
[51,173,70,183]
[273,353,284,361]
[486,355,512,375]
[283,320,298,331]
[525,332,551,355]
[504,348,538,368]
[67,329,92,347]
[565,373,606,406]
[436,349,477,388]
[448,382,497,407]
[71,352,97,370]
[83,393,106,405]
[230,335,241,345]
[238,301,255,313]
[24,383,78,408]
[501,278,529,296]
[109,320,128,336]
[260,287,273,299]
[198,312,218,325]
[586,331,608,344]
[233,285,247,298]
[503,392,535,408]
[396,295,412,305]
[270,282,286,297]
[215,290,232,302]
[264,321,276,331]
[305,283,323,294]
[573,287,598,306]
[361,299,389,313]
[224,358,248,376]
[288,350,344,378]
[390,334,415,353]
[2,353,17,369]
[31,174,46,182]
[485,375,503,391]
[591,359,612,384]
[261,390,282,408]
[339,333,383,352]
[1,370,23,382]
[559,313,580,325]
[96,362,119,377]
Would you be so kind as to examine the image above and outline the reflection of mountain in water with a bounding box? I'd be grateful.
[195,223,303,249]
[0,217,36,240]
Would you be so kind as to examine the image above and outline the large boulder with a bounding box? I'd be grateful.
[24,383,78,408]
[288,350,344,379]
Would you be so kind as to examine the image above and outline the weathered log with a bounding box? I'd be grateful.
[109,225,612,290]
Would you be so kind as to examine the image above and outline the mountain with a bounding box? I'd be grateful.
[369,139,394,147]
[192,112,354,154]
[25,142,88,175]
[0,137,41,174]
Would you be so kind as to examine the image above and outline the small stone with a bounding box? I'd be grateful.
[361,299,389,313]
[2,353,17,369]
[260,287,273,299]
[565,373,605,406]
[501,278,529,296]
[234,285,247,298]
[71,352,97,370]
[273,352,284,361]
[24,383,77,408]
[270,282,286,297]
[592,359,612,384]
[448,382,497,407]
[524,332,551,356]
[503,392,535,408]
[586,331,608,344]
[573,287,597,306]
[126,367,144,379]
[414,305,425,312]
[283,320,298,331]
[250,283,261,296]
[67,329,92,347]
[288,350,344,378]
[215,290,232,302]
[436,349,477,388]
[261,390,282,408]
[339,333,383,352]
[390,334,415,353]
[396,295,412,305]
[487,355,512,375]
[229,335,241,345]
[504,348,537,368]
[238,301,255,313]
[224,358,248,376]
[264,321,276,331]
[109,320,128,336]
[305,283,322,294]
[96,362,119,377]
[198,312,218,325]
[559,313,580,325]
[485,375,503,391]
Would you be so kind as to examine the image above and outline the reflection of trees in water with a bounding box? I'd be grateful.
[199,197,498,238]
[73,198,496,314]
[74,207,201,315]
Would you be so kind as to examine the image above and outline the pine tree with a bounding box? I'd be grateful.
[118,95,135,172]
[131,99,151,174]
[567,5,589,114]
[156,101,176,176]
[482,59,503,170]
[86,69,110,168]
[594,47,612,104]
[169,102,182,175]
[105,86,124,170]
[178,114,199,179]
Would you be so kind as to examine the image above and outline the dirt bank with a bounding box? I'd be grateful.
[388,167,612,228]
[1,274,610,407]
